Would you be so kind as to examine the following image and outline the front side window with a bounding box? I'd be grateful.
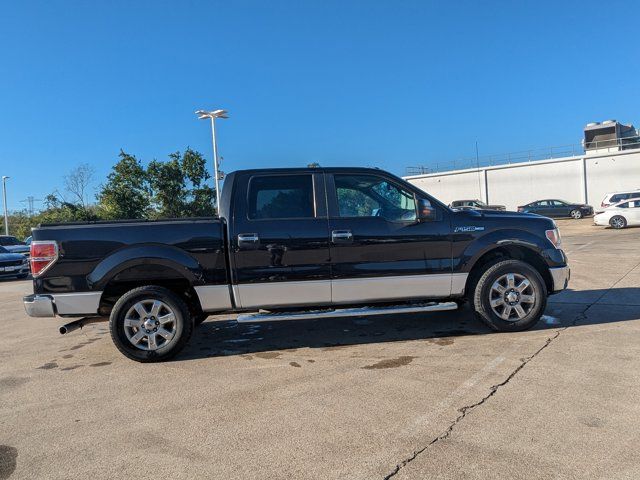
[334,174,417,221]
[248,175,314,219]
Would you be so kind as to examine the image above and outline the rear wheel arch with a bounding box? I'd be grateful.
[98,264,204,318]
[464,245,553,297]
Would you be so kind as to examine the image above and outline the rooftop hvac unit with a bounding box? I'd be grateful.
[584,120,638,154]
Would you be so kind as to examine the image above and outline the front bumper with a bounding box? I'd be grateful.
[0,263,29,277]
[23,294,55,317]
[549,265,570,292]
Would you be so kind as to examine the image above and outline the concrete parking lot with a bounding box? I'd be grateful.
[1,219,639,480]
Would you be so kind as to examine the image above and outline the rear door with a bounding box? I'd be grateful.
[326,172,452,304]
[230,172,331,309]
[528,201,546,215]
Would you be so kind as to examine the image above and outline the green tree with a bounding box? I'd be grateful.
[148,152,186,218]
[98,151,150,219]
[146,148,216,218]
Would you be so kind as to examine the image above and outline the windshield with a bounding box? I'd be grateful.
[0,236,22,246]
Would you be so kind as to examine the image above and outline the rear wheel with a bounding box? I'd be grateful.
[610,216,627,229]
[570,209,583,219]
[109,286,193,362]
[471,259,547,332]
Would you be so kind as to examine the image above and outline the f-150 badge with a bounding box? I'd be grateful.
[454,226,485,233]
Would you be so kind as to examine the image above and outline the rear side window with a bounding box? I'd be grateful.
[611,193,635,203]
[618,202,630,208]
[248,175,315,219]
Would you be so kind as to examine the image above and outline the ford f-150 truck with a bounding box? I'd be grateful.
[24,167,570,362]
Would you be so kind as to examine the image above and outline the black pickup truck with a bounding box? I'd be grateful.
[24,167,570,362]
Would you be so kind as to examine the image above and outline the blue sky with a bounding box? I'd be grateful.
[1,0,638,211]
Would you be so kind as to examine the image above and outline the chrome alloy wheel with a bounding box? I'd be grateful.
[489,273,536,321]
[123,300,177,351]
[570,209,583,219]
[611,216,626,229]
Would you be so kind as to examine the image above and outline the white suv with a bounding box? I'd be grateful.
[599,189,640,211]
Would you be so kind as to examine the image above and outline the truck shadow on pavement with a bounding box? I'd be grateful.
[177,287,640,361]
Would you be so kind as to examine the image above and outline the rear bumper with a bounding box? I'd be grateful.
[549,265,570,292]
[23,294,56,317]
[23,291,102,317]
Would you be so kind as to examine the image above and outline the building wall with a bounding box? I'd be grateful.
[405,150,640,211]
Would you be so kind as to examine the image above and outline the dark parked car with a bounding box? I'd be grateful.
[0,235,30,256]
[25,166,570,362]
[0,246,30,279]
[450,199,506,211]
[517,199,593,219]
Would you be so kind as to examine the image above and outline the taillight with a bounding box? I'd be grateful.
[601,202,608,208]
[517,207,524,212]
[30,241,58,277]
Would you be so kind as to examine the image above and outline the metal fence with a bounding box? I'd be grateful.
[405,135,640,176]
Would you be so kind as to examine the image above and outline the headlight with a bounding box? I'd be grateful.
[545,228,562,249]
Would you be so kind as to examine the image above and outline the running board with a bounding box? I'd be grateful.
[236,302,458,323]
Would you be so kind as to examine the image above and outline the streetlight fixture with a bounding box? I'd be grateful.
[195,109,229,214]
[2,176,9,236]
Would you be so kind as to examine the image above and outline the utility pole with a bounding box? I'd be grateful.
[21,196,42,217]
[2,176,9,235]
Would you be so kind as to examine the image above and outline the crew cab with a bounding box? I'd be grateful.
[24,167,570,362]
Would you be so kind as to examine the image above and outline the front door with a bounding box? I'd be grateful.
[230,172,331,309]
[326,172,452,305]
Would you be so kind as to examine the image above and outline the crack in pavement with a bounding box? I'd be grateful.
[383,260,640,480]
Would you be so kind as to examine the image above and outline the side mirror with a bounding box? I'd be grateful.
[417,198,437,222]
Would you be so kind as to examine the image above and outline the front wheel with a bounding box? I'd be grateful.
[109,286,194,362]
[610,216,627,229]
[570,209,583,219]
[471,259,547,332]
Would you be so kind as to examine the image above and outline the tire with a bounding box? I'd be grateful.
[109,285,194,362]
[570,209,583,219]
[471,259,547,332]
[193,313,209,326]
[610,216,627,229]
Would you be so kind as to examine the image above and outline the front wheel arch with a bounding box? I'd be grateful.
[464,245,553,297]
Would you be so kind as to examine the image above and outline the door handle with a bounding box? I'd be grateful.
[331,230,353,243]
[238,233,260,249]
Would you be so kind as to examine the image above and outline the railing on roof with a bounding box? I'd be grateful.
[405,135,640,176]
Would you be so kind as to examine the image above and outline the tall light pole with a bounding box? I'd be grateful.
[2,176,9,235]
[195,109,229,214]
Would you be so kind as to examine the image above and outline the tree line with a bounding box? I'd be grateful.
[2,148,216,239]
